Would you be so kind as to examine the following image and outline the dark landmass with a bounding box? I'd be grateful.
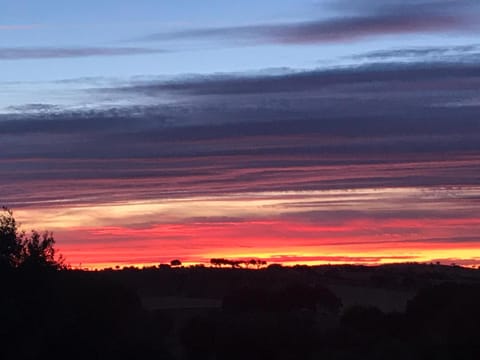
[2,263,480,360]
[2,206,480,359]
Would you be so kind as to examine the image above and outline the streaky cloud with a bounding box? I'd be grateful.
[141,14,463,45]
[116,61,480,96]
[140,0,479,46]
[5,103,62,113]
[2,59,480,207]
[0,46,166,60]
[351,44,480,61]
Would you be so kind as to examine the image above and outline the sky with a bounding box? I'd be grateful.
[1,0,480,269]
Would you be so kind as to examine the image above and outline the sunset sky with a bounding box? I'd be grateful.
[2,0,480,269]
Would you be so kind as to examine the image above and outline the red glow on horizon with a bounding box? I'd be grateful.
[54,218,480,270]
[13,187,480,270]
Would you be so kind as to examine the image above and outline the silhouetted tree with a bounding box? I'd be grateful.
[231,260,242,268]
[21,230,63,270]
[0,207,23,269]
[210,258,222,267]
[0,207,63,270]
[246,259,267,269]
[257,260,267,269]
[267,263,283,270]
[211,258,235,268]
[247,259,257,268]
[211,258,265,269]
[170,259,182,267]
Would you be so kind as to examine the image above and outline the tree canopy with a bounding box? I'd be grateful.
[0,207,64,271]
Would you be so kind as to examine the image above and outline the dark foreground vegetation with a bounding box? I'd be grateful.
[2,209,480,359]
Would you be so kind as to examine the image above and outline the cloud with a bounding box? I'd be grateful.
[4,1,480,268]
[140,15,462,45]
[116,61,480,96]
[140,0,479,46]
[0,46,166,60]
[352,44,480,61]
[328,0,476,13]
[2,59,480,207]
[5,103,62,113]
[47,212,480,267]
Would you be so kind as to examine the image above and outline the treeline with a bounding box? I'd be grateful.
[210,258,268,268]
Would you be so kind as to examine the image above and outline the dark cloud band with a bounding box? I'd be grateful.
[2,58,480,206]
